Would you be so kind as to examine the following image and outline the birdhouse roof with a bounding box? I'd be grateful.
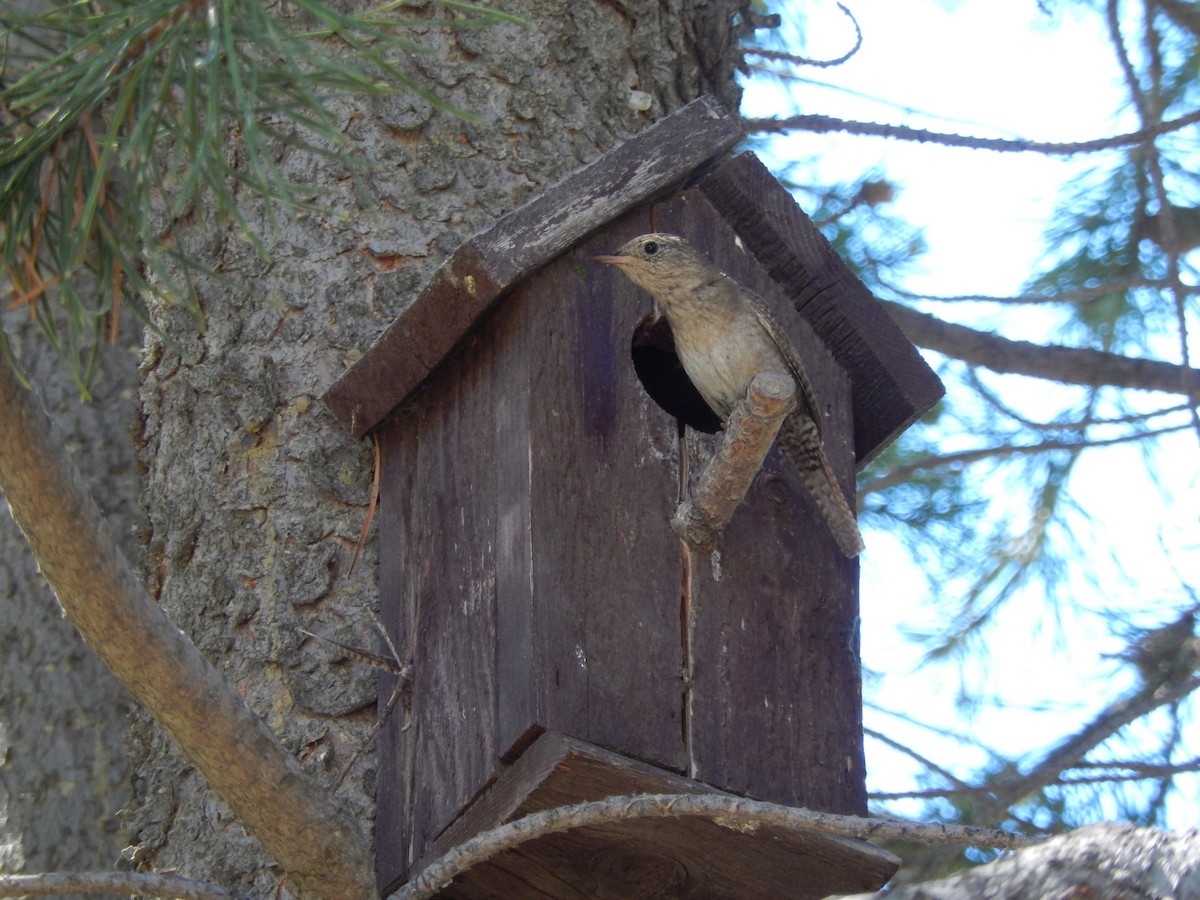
[323,95,942,465]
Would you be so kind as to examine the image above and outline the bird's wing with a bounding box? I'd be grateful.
[746,293,823,439]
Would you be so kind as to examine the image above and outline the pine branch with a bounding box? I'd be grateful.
[877,275,1180,306]
[862,424,1189,495]
[743,2,862,68]
[0,0,527,388]
[870,758,1200,801]
[966,675,1200,826]
[880,300,1200,398]
[864,726,970,790]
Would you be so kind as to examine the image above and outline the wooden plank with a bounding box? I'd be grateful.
[375,328,508,891]
[515,217,687,769]
[696,152,944,466]
[325,95,743,438]
[332,250,504,438]
[651,193,867,816]
[491,288,539,767]
[376,423,415,891]
[415,732,898,899]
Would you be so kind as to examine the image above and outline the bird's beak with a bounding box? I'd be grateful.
[592,253,634,266]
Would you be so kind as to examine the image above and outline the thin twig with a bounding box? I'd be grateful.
[298,627,407,675]
[328,606,413,792]
[877,274,1174,306]
[742,107,1200,154]
[743,3,862,68]
[1106,0,1199,444]
[870,758,1200,801]
[965,368,1190,433]
[864,726,970,790]
[861,424,1191,495]
[966,674,1200,826]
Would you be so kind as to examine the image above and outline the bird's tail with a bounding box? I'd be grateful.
[778,416,864,557]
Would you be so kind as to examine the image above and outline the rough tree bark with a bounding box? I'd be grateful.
[125,2,753,893]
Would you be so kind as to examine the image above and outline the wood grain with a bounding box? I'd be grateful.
[376,211,691,890]
[371,131,943,894]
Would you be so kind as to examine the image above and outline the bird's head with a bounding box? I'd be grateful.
[593,233,717,298]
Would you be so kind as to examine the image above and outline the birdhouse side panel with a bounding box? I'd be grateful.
[376,326,520,884]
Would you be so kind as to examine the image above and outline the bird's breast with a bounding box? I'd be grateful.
[666,305,789,421]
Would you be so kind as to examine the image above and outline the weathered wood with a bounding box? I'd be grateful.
[325,96,743,438]
[408,732,898,899]
[671,372,795,552]
[375,424,413,890]
[696,152,945,466]
[492,232,687,766]
[376,333,506,889]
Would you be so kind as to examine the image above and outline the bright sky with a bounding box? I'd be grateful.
[744,0,1200,829]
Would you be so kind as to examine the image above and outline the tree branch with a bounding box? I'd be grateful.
[671,372,794,551]
[742,107,1200,154]
[877,275,1178,306]
[392,793,1040,900]
[0,364,375,900]
[864,726,971,791]
[861,424,1189,495]
[871,758,1200,801]
[880,300,1200,398]
[1157,0,1200,39]
[968,675,1200,825]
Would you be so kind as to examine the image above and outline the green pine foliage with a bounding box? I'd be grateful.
[0,0,527,393]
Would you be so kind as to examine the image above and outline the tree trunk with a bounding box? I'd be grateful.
[127,2,750,892]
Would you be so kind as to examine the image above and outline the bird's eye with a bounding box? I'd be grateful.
[643,240,659,256]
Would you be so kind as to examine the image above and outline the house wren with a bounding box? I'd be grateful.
[595,233,864,557]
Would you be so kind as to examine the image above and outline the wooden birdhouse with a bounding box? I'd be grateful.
[324,96,944,898]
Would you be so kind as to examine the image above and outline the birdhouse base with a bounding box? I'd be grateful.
[409,732,899,899]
